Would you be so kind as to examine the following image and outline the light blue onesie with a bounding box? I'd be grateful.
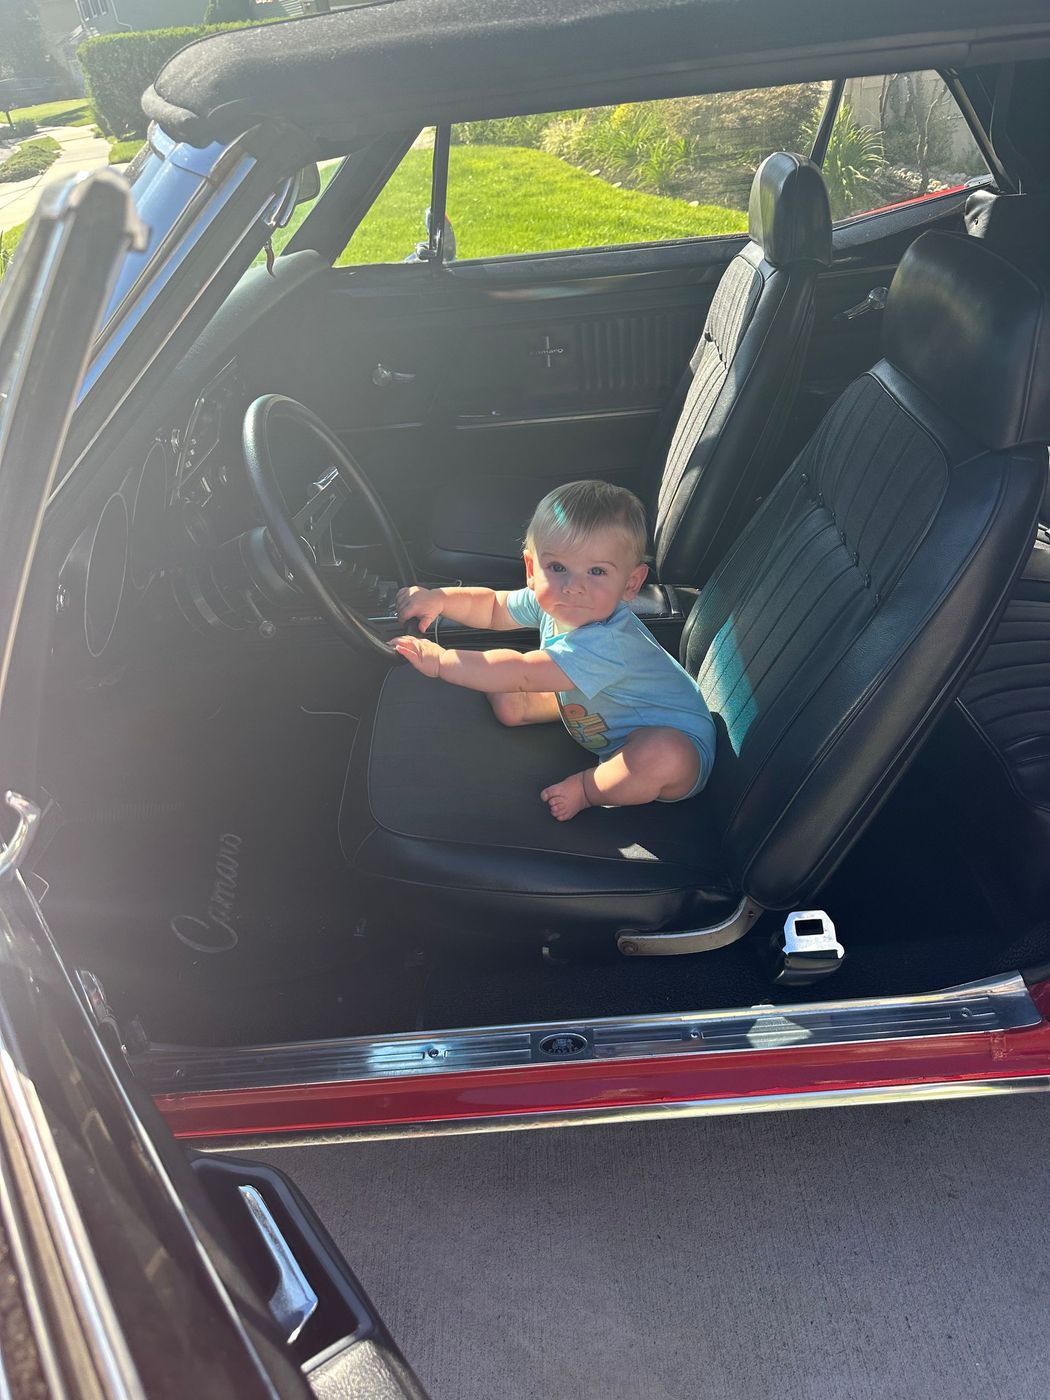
[505,588,716,800]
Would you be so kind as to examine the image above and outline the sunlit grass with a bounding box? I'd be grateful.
[6,99,93,128]
[334,146,747,264]
[0,221,26,277]
[108,138,145,165]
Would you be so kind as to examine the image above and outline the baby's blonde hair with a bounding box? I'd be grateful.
[525,480,648,564]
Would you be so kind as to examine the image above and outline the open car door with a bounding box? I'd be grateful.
[0,173,428,1399]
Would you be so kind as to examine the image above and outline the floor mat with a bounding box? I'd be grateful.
[37,699,420,1045]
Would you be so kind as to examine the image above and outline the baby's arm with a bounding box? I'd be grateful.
[393,635,570,693]
[396,585,523,633]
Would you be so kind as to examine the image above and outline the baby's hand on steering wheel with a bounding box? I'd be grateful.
[392,634,444,678]
[396,586,443,633]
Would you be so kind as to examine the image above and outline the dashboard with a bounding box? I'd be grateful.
[51,253,403,669]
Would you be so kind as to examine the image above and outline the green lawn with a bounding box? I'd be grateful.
[6,99,93,129]
[336,145,747,264]
[0,136,60,184]
[273,145,746,266]
[0,222,26,277]
[109,138,145,165]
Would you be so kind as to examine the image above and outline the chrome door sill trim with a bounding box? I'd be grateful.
[201,1075,1050,1151]
[134,973,1041,1096]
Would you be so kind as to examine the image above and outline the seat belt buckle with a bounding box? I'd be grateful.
[770,909,844,986]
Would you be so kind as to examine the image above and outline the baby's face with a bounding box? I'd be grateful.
[524,527,648,630]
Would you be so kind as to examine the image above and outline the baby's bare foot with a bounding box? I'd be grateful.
[540,772,592,821]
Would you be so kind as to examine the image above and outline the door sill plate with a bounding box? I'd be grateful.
[133,973,1041,1096]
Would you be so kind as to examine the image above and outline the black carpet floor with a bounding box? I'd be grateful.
[37,676,1050,1048]
[38,695,424,1046]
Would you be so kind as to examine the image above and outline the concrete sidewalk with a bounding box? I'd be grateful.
[0,124,112,230]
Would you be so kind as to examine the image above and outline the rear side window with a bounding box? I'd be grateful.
[827,71,989,222]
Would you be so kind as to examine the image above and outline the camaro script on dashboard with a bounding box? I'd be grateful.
[170,832,243,953]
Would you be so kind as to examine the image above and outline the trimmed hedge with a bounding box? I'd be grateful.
[79,25,254,139]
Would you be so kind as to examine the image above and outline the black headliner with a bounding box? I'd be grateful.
[143,0,1050,152]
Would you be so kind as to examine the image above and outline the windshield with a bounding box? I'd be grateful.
[80,124,260,398]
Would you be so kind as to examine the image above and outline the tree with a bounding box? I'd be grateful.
[0,0,57,84]
[879,73,954,193]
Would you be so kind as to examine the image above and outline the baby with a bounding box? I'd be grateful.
[394,480,715,820]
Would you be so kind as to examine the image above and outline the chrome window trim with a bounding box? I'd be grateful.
[0,951,145,1398]
[135,972,1041,1095]
[89,126,257,368]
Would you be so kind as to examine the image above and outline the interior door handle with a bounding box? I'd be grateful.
[372,363,416,388]
[238,1185,318,1344]
[836,286,889,322]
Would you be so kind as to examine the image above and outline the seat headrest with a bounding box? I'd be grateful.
[883,229,1050,451]
[747,152,832,267]
[964,189,1050,270]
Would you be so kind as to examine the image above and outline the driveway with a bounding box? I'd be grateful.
[255,1094,1050,1400]
[0,124,112,230]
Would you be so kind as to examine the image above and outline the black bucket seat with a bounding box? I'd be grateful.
[346,229,1047,956]
[425,151,833,590]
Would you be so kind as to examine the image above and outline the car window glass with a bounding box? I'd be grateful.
[438,87,832,259]
[828,71,989,222]
[336,93,832,264]
[335,128,439,266]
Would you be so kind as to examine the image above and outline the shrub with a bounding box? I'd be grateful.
[79,24,254,139]
[7,116,38,138]
[453,113,573,149]
[665,85,827,166]
[0,135,60,183]
[806,103,884,219]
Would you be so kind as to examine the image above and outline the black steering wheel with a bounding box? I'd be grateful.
[242,394,416,659]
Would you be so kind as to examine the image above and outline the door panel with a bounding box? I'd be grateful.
[253,188,979,561]
[251,241,738,550]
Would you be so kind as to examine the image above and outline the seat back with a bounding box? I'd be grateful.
[653,151,831,585]
[682,229,1049,909]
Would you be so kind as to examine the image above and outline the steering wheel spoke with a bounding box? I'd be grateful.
[292,469,351,567]
[242,396,416,658]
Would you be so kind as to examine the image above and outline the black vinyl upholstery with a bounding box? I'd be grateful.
[426,152,831,588]
[934,532,1050,924]
[343,676,737,940]
[928,190,1050,923]
[348,230,1046,947]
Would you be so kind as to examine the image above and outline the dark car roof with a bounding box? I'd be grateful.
[143,0,1050,152]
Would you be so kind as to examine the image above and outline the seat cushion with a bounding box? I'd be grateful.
[344,665,738,944]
